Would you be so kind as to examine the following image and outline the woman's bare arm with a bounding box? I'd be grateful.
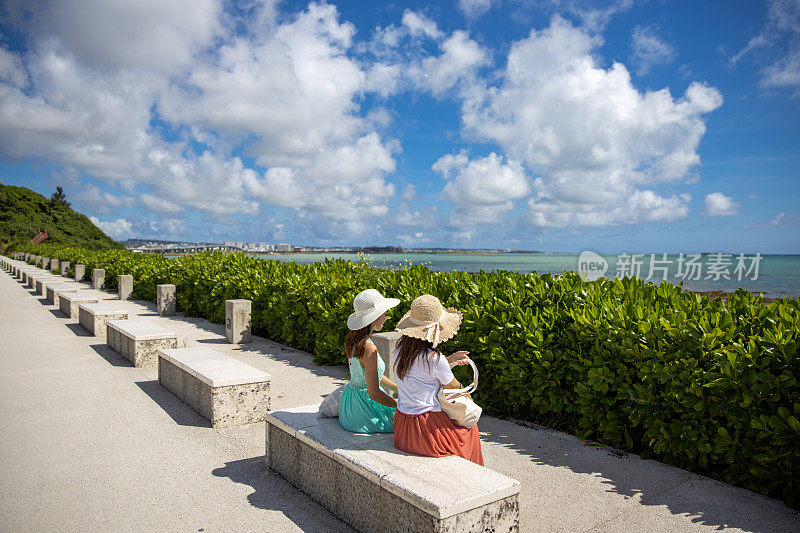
[380,375,397,392]
[442,377,463,389]
[363,349,397,408]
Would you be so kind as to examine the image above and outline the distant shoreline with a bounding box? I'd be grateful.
[246,250,554,255]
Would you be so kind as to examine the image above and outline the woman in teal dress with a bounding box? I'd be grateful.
[340,289,399,433]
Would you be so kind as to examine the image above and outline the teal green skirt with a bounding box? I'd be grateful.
[338,382,395,433]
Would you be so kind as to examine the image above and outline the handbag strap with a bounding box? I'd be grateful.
[443,358,479,396]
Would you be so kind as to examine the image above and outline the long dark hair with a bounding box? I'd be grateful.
[345,325,371,360]
[394,334,441,380]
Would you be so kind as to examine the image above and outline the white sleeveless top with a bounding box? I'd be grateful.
[393,346,454,415]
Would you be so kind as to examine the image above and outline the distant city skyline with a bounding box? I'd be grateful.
[0,0,798,254]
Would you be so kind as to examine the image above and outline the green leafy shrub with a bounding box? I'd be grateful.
[13,243,800,509]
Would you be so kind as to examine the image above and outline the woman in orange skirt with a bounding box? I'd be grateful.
[392,294,483,466]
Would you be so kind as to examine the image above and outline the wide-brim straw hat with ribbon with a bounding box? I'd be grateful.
[347,289,401,330]
[394,294,463,348]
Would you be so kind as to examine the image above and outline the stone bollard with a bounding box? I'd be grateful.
[42,257,50,269]
[74,264,85,282]
[36,256,42,266]
[157,284,176,316]
[225,299,252,344]
[61,262,70,276]
[92,269,105,290]
[51,259,60,272]
[118,275,133,300]
[371,331,401,381]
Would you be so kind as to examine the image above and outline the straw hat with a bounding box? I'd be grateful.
[394,294,462,348]
[347,289,400,330]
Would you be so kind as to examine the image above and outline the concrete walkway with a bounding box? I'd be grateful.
[0,266,798,532]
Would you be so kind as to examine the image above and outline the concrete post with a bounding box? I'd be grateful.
[157,285,176,316]
[61,262,70,276]
[36,256,42,266]
[51,259,60,272]
[225,299,251,344]
[92,269,105,290]
[74,264,85,282]
[118,275,133,300]
[42,257,50,269]
[371,331,401,381]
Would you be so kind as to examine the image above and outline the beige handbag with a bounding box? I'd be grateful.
[437,359,482,428]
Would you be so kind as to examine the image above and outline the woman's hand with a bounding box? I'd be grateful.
[447,350,470,367]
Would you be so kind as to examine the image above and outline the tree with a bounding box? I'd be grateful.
[50,186,70,208]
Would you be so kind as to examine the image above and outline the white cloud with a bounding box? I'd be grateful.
[453,230,473,241]
[73,184,133,215]
[569,0,636,32]
[401,10,442,39]
[743,211,799,228]
[402,184,417,201]
[90,216,134,239]
[0,1,398,229]
[762,49,800,91]
[631,25,675,75]
[528,190,691,227]
[418,31,489,96]
[7,0,221,72]
[730,0,800,94]
[145,217,187,237]
[361,13,488,98]
[140,194,184,213]
[702,192,741,216]
[460,16,721,228]
[397,232,430,246]
[0,47,27,87]
[0,41,158,180]
[457,0,494,20]
[160,2,398,220]
[434,152,531,225]
[391,203,439,227]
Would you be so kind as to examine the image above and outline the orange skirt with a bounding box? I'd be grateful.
[394,410,484,466]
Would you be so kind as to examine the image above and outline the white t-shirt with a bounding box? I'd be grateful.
[394,346,454,415]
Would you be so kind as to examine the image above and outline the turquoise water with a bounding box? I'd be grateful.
[253,252,800,299]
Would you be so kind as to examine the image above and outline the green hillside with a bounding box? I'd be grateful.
[0,184,123,253]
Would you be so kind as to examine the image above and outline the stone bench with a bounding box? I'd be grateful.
[158,347,270,428]
[19,268,40,284]
[21,269,39,284]
[59,292,101,319]
[107,320,178,367]
[23,269,48,285]
[78,302,129,336]
[265,405,520,533]
[44,281,85,304]
[32,275,61,294]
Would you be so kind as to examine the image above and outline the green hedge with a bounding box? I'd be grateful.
[14,244,800,509]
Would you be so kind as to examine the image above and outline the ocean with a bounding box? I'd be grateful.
[253,252,800,299]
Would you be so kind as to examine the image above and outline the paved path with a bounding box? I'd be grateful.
[1,265,798,532]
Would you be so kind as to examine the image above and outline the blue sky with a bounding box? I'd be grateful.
[0,0,798,253]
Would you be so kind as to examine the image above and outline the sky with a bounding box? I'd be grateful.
[0,0,798,254]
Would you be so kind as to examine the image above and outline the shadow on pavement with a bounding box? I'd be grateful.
[134,380,210,428]
[89,343,133,367]
[477,417,800,532]
[212,456,353,532]
[65,323,91,337]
